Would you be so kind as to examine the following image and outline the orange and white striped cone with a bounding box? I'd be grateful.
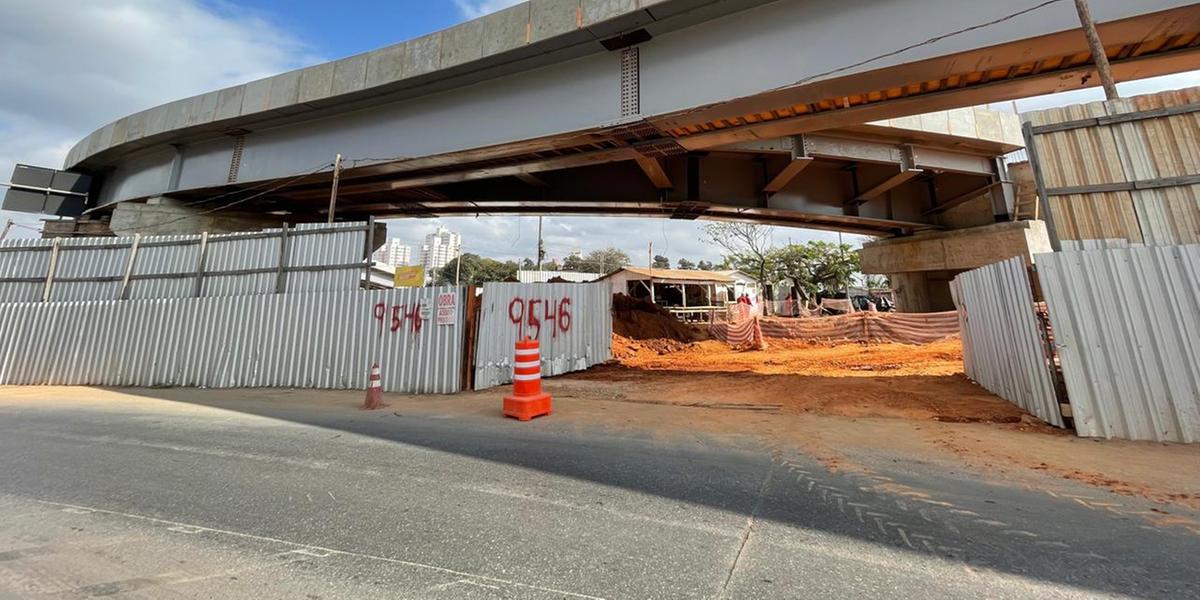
[363,363,385,410]
[502,338,552,421]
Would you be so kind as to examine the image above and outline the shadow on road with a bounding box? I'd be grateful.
[65,384,1200,598]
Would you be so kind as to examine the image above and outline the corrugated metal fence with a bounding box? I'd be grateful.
[950,257,1062,427]
[0,287,464,393]
[1036,245,1200,442]
[0,222,367,303]
[474,282,612,390]
[1023,87,1200,247]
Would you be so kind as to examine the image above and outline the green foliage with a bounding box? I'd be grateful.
[676,258,695,270]
[696,260,715,271]
[436,253,519,285]
[561,254,585,272]
[652,254,671,269]
[562,247,632,274]
[863,274,889,290]
[770,241,860,301]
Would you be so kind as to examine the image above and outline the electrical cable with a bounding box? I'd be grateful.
[679,0,1067,118]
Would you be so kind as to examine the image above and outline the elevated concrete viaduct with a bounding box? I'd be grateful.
[5,0,1200,308]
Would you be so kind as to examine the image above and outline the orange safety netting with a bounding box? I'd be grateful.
[712,311,959,346]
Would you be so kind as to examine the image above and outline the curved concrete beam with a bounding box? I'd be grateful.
[64,0,772,171]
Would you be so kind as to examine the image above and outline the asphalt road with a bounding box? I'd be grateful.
[0,389,1196,599]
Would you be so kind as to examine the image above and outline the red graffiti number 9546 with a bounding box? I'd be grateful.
[508,297,571,339]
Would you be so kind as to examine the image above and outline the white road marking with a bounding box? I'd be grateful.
[428,578,503,592]
[1002,530,1038,538]
[33,498,608,600]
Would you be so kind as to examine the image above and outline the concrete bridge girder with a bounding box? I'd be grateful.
[10,0,1198,242]
[58,0,1195,217]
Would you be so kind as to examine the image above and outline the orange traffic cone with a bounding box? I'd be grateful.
[503,338,552,421]
[363,363,384,410]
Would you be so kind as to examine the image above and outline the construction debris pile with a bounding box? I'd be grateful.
[611,294,708,358]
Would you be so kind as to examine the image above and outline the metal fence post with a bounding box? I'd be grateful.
[117,233,142,300]
[1021,121,1061,251]
[41,238,62,302]
[363,216,375,290]
[275,224,290,294]
[193,232,209,297]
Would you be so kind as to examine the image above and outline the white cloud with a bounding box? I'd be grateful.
[453,0,525,20]
[0,0,319,238]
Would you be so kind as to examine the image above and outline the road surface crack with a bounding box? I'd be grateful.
[718,460,774,599]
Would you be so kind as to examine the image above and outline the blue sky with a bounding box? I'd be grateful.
[205,0,467,60]
[2,1,1198,265]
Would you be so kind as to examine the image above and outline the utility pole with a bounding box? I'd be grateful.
[0,219,12,241]
[536,216,545,272]
[1072,0,1119,100]
[647,241,655,304]
[327,153,343,224]
[455,253,462,287]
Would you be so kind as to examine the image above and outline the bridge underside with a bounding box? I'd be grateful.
[10,1,1200,241]
[151,121,1018,237]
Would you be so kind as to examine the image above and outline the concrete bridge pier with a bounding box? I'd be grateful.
[859,220,1052,312]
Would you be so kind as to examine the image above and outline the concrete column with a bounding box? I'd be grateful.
[860,220,1052,313]
[889,272,931,313]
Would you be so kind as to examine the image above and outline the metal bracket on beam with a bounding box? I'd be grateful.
[633,154,672,190]
[988,156,1015,221]
[763,135,814,194]
[851,146,923,204]
[922,181,1005,216]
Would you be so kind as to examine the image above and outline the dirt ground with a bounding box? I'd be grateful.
[600,336,1026,423]
[565,326,1200,520]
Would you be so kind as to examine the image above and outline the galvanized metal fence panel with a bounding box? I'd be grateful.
[0,287,465,393]
[1036,245,1200,442]
[474,282,612,390]
[950,257,1062,427]
[0,222,367,303]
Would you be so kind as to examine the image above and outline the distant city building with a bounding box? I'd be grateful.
[373,238,411,266]
[420,226,461,275]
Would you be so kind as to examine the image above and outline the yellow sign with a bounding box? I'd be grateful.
[393,265,425,287]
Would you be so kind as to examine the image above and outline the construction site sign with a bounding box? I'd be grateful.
[436,292,457,325]
[393,266,425,287]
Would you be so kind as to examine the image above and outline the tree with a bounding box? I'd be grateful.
[580,247,631,274]
[652,254,671,269]
[862,274,889,290]
[561,254,585,272]
[770,241,860,304]
[676,258,696,270]
[702,222,776,298]
[543,259,561,272]
[520,258,536,270]
[696,260,714,271]
[435,253,519,285]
